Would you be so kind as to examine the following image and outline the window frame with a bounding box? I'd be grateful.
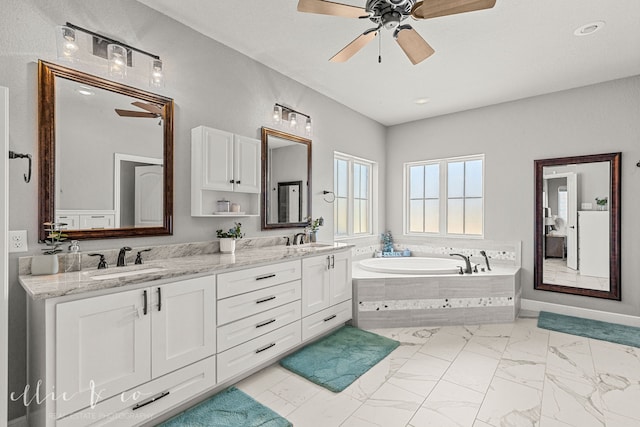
[334,152,376,239]
[404,154,485,238]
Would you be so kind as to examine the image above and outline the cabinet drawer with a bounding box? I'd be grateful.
[218,301,301,352]
[217,260,301,299]
[302,300,352,342]
[218,280,301,326]
[79,214,115,229]
[217,321,301,383]
[57,355,217,427]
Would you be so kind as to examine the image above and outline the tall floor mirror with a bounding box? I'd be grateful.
[534,152,621,300]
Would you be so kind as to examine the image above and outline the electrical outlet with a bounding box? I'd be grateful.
[9,230,28,253]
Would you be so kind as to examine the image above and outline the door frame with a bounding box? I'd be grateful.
[1,86,9,424]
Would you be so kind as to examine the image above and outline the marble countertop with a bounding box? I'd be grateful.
[19,243,351,301]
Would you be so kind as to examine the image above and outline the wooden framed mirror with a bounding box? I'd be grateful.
[534,152,621,300]
[38,60,174,241]
[261,128,311,229]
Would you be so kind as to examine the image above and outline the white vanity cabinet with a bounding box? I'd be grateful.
[191,126,261,217]
[37,275,216,425]
[216,260,303,383]
[301,251,353,340]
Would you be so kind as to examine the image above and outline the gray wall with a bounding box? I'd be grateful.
[1,0,386,420]
[387,75,640,317]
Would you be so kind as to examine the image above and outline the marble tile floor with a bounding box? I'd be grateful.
[234,318,640,427]
[543,259,608,291]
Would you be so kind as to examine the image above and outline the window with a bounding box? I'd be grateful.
[334,153,375,238]
[405,155,484,237]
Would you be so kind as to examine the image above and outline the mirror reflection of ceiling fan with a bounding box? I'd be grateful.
[297,0,496,65]
[115,101,163,119]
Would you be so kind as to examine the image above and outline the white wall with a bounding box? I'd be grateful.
[1,87,9,426]
[387,75,640,316]
[0,0,387,420]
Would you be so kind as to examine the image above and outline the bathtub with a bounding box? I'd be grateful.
[359,257,463,275]
[352,258,521,328]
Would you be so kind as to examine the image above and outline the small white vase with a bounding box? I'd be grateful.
[219,238,236,254]
[31,254,59,275]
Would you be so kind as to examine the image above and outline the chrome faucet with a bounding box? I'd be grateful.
[293,233,306,245]
[117,246,132,267]
[450,253,473,274]
[479,250,492,271]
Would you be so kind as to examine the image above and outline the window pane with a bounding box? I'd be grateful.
[465,198,483,235]
[353,163,361,199]
[447,199,464,234]
[360,200,369,233]
[425,164,439,198]
[360,164,369,199]
[409,166,424,199]
[353,199,361,233]
[447,162,464,198]
[409,200,424,232]
[336,198,348,235]
[335,159,348,197]
[425,200,439,233]
[465,160,482,198]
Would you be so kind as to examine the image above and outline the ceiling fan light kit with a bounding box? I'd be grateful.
[55,22,165,88]
[297,0,497,65]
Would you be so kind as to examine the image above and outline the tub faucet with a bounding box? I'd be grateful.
[479,250,492,271]
[450,253,473,274]
[293,233,306,245]
[117,246,132,267]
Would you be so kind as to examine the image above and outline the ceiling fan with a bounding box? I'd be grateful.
[297,0,497,65]
[115,101,163,119]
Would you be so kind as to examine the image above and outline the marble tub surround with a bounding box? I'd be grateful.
[19,241,350,300]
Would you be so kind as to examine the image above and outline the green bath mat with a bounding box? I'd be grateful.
[538,311,640,348]
[159,386,291,427]
[280,326,400,392]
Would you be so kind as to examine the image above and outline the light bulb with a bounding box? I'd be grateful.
[305,117,312,136]
[107,44,127,79]
[272,105,281,124]
[150,59,164,88]
[289,112,297,128]
[56,26,78,62]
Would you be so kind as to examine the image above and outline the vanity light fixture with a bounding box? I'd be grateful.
[273,103,312,136]
[59,23,165,88]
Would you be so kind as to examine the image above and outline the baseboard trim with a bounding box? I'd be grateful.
[521,299,640,327]
[8,415,27,427]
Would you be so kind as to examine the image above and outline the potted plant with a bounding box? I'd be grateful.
[306,217,324,242]
[595,197,608,211]
[31,222,67,275]
[216,222,244,254]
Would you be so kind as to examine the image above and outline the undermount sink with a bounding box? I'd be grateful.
[88,267,165,281]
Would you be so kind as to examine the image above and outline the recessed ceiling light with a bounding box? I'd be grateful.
[414,98,430,105]
[574,21,605,36]
[76,87,95,96]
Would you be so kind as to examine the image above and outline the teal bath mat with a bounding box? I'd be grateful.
[538,311,640,348]
[280,326,400,392]
[159,386,291,427]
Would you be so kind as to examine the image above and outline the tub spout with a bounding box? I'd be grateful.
[449,253,472,274]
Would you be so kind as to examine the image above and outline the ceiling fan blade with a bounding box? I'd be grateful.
[131,101,163,115]
[330,30,378,63]
[298,0,368,18]
[395,27,435,65]
[411,0,496,20]
[115,109,158,118]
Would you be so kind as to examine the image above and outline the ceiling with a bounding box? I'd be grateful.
[138,0,640,126]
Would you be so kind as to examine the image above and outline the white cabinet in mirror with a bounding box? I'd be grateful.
[191,126,261,217]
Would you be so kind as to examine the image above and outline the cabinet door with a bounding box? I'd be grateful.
[151,276,216,378]
[330,251,352,305]
[302,255,331,316]
[233,135,261,193]
[56,289,151,417]
[199,127,234,191]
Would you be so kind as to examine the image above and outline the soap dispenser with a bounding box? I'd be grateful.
[66,240,82,272]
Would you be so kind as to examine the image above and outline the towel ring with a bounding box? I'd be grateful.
[322,190,335,203]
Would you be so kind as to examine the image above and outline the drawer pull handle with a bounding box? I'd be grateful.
[256,319,276,328]
[323,314,337,322]
[143,290,148,315]
[256,273,276,281]
[256,343,276,354]
[327,256,331,270]
[331,255,335,269]
[256,296,276,304]
[91,215,105,218]
[157,287,162,312]
[132,391,170,411]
